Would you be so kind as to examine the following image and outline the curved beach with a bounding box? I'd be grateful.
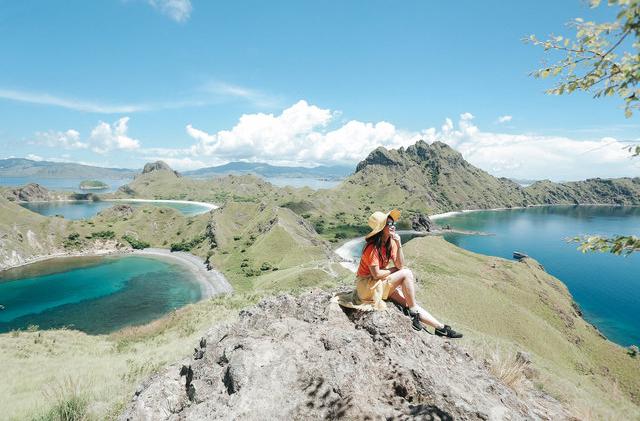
[107,198,218,213]
[133,248,233,298]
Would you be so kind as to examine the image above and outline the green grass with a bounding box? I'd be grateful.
[405,236,640,419]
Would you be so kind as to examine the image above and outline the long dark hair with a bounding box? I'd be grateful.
[363,230,391,264]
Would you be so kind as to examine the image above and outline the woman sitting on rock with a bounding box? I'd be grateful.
[336,209,462,338]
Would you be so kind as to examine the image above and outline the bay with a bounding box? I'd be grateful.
[436,206,640,347]
[19,200,213,220]
[0,255,201,334]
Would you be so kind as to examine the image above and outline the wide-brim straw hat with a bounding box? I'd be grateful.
[365,209,401,240]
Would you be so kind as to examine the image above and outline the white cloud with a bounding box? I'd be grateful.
[161,102,639,181]
[25,154,43,161]
[147,0,192,22]
[89,117,141,154]
[0,83,272,114]
[36,129,88,149]
[200,81,281,108]
[437,114,638,181]
[34,118,141,155]
[0,88,148,113]
[497,115,513,123]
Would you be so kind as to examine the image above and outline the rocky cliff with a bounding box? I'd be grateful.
[141,161,181,177]
[343,141,639,214]
[2,183,67,202]
[121,291,569,420]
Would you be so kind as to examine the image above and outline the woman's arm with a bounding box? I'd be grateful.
[368,264,392,280]
[393,235,405,269]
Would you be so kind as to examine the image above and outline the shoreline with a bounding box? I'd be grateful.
[0,248,233,300]
[430,203,640,220]
[133,248,232,298]
[16,198,218,215]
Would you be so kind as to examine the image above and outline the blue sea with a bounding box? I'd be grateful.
[19,200,213,220]
[0,255,201,334]
[436,206,640,347]
[0,176,131,193]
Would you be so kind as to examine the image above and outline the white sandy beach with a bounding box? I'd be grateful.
[134,248,233,298]
[107,198,218,213]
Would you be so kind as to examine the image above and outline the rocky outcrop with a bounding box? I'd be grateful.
[97,204,135,220]
[141,161,181,177]
[355,147,404,172]
[411,213,437,232]
[3,183,60,202]
[121,291,569,420]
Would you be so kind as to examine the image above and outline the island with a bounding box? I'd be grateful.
[79,179,109,190]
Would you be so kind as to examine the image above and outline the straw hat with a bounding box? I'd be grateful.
[365,209,401,240]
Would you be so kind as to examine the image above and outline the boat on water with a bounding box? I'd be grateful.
[513,251,528,260]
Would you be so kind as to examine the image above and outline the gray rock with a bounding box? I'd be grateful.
[411,213,437,232]
[121,291,569,420]
[141,161,181,177]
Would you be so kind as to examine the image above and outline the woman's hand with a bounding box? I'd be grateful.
[390,226,401,245]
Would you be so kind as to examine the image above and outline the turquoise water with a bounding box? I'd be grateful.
[20,200,212,220]
[436,206,640,347]
[0,256,201,334]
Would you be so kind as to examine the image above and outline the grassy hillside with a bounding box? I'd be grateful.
[2,235,639,419]
[406,236,640,419]
[524,177,640,205]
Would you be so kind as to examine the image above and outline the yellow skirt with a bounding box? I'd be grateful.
[332,276,395,311]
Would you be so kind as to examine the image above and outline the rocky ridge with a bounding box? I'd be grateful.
[2,183,66,202]
[122,291,569,420]
[141,161,181,177]
[349,141,640,214]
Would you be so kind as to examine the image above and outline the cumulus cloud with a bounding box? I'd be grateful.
[497,115,512,124]
[89,117,141,154]
[437,115,637,181]
[179,100,423,166]
[146,101,639,180]
[147,0,192,22]
[36,129,88,149]
[34,118,141,155]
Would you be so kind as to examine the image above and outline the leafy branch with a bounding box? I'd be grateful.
[525,0,640,117]
[571,234,640,255]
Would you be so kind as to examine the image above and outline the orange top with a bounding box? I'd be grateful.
[356,241,398,277]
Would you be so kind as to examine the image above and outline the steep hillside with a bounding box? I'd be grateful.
[120,237,640,420]
[525,177,640,205]
[206,201,342,292]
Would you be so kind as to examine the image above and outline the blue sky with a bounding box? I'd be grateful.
[0,0,638,181]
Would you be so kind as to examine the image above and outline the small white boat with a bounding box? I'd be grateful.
[513,251,528,260]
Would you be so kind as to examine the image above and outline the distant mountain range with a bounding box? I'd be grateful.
[182,162,353,179]
[0,158,353,181]
[0,158,136,179]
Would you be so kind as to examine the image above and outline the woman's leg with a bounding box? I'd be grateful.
[386,268,417,307]
[386,270,444,329]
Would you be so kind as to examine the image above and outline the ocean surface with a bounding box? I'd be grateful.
[20,200,212,220]
[436,206,640,347]
[0,177,131,193]
[0,176,341,192]
[263,176,341,189]
[0,255,201,334]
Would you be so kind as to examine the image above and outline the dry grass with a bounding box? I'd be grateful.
[36,377,89,421]
[487,348,529,393]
